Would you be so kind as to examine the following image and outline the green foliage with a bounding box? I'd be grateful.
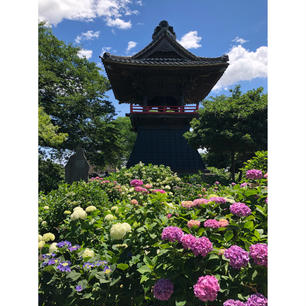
[39,164,267,305]
[39,157,64,193]
[185,85,267,180]
[39,106,68,147]
[112,117,137,166]
[241,151,268,173]
[108,162,182,187]
[39,23,123,169]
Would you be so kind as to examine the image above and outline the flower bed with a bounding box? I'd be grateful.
[39,163,267,306]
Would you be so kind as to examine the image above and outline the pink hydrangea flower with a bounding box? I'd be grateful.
[181,201,197,208]
[230,202,252,217]
[249,243,267,267]
[240,182,248,187]
[151,189,166,193]
[144,184,152,189]
[181,234,197,250]
[223,299,246,306]
[161,226,183,242]
[231,182,236,186]
[101,180,110,184]
[208,197,227,204]
[166,213,172,219]
[193,275,220,302]
[215,181,220,185]
[224,245,249,269]
[191,237,213,257]
[246,169,263,180]
[130,199,138,205]
[204,219,220,228]
[134,186,148,193]
[264,172,268,179]
[218,219,229,227]
[193,198,209,206]
[130,179,144,187]
[246,293,267,306]
[187,220,201,228]
[153,279,174,301]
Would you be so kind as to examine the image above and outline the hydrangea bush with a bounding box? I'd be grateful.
[39,163,267,306]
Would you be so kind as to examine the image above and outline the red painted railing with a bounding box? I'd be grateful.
[130,104,199,114]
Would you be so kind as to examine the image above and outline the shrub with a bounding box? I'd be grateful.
[241,151,267,174]
[39,163,267,306]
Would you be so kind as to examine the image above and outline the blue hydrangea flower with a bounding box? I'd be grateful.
[83,262,94,269]
[68,244,80,252]
[56,261,71,272]
[57,241,72,248]
[75,285,83,292]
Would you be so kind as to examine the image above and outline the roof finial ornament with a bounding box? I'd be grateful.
[152,20,176,41]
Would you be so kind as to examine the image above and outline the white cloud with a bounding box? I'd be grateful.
[126,41,137,52]
[213,45,268,90]
[100,46,112,56]
[177,31,202,49]
[39,0,135,28]
[105,17,131,29]
[77,49,93,59]
[232,36,248,45]
[75,30,100,44]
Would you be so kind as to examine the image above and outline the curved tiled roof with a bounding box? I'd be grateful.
[102,53,228,66]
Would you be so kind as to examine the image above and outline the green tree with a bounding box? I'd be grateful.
[112,116,137,166]
[185,86,267,181]
[39,22,122,169]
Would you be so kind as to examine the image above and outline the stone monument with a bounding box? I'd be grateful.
[65,148,89,184]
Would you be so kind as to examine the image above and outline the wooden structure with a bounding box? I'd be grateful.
[101,20,229,173]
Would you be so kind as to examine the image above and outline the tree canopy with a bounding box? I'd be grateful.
[39,23,123,169]
[185,86,267,180]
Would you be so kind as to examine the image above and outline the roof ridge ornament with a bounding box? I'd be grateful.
[152,20,176,41]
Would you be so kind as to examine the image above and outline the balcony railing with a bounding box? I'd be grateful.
[130,104,199,114]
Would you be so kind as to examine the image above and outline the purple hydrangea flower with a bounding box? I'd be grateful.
[151,189,166,194]
[208,197,227,204]
[191,237,213,257]
[68,244,80,252]
[249,243,267,267]
[161,226,184,242]
[193,275,220,302]
[95,260,107,267]
[56,241,72,248]
[224,245,249,269]
[83,262,94,269]
[246,169,263,180]
[224,299,246,306]
[204,219,220,228]
[246,293,267,306]
[230,202,252,217]
[181,234,197,250]
[240,182,248,187]
[153,279,174,301]
[47,258,56,266]
[75,285,83,292]
[103,265,111,273]
[56,261,71,272]
[130,179,143,187]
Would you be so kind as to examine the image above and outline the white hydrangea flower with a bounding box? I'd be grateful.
[38,234,43,242]
[49,242,58,253]
[121,222,131,233]
[41,221,47,226]
[71,207,87,220]
[110,223,128,240]
[64,210,71,215]
[111,206,119,212]
[85,205,97,213]
[42,233,55,242]
[38,241,45,249]
[105,214,116,221]
[43,206,49,210]
[82,248,94,258]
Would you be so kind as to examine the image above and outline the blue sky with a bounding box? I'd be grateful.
[39,0,267,117]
